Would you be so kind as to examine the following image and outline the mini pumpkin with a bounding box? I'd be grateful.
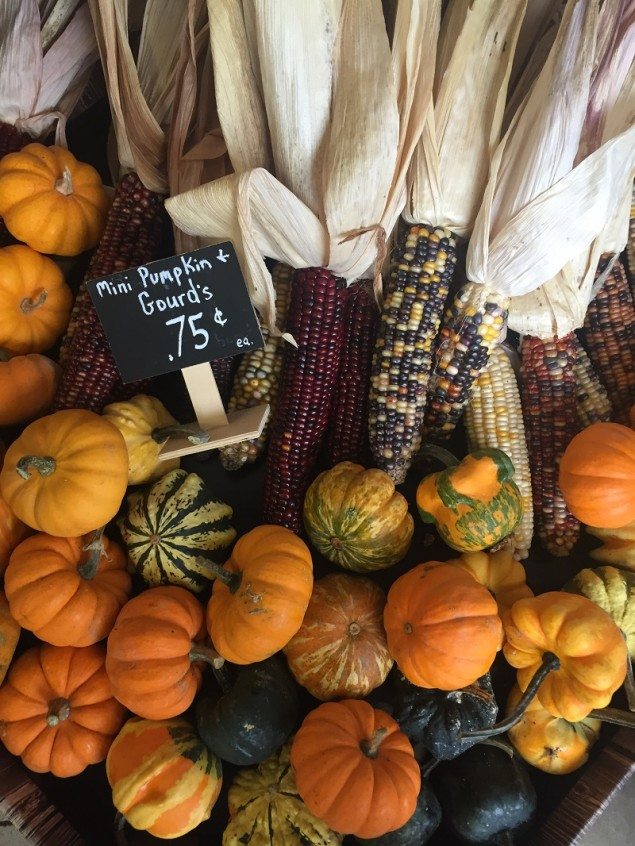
[0,643,125,776]
[107,716,222,839]
[4,531,131,646]
[506,683,601,775]
[290,699,420,839]
[0,144,109,256]
[0,492,30,577]
[106,586,223,720]
[303,462,414,572]
[0,353,59,426]
[504,592,628,721]
[0,409,128,536]
[284,573,393,700]
[559,422,635,528]
[0,245,72,354]
[416,447,523,552]
[102,394,181,484]
[224,743,342,846]
[207,525,313,664]
[383,561,503,690]
[588,522,635,571]
[118,469,236,593]
[0,591,20,685]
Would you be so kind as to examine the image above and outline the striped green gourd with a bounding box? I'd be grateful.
[563,566,635,657]
[118,469,235,592]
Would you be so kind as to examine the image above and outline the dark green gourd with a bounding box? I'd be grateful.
[354,781,441,846]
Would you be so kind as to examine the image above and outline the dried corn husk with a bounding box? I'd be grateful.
[0,0,97,145]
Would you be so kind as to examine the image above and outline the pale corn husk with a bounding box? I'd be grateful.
[0,0,97,145]
[406,0,527,237]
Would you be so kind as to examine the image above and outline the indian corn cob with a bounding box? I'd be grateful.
[326,281,378,467]
[520,333,580,557]
[572,336,612,426]
[262,267,347,531]
[220,264,293,471]
[579,257,635,423]
[53,173,165,413]
[626,182,634,298]
[423,283,509,444]
[211,357,238,407]
[0,123,31,247]
[368,224,456,483]
[465,345,533,560]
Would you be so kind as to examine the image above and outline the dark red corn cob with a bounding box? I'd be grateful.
[53,173,165,412]
[0,123,31,247]
[326,281,378,466]
[263,267,347,531]
[211,356,239,406]
[520,333,580,557]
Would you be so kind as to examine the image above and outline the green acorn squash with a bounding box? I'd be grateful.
[118,468,236,593]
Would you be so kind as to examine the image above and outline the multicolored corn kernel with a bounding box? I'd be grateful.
[572,336,612,427]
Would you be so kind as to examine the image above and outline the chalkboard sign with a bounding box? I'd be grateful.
[87,242,264,383]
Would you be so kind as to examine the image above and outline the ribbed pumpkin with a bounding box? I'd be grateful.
[207,525,313,665]
[0,410,128,536]
[504,592,628,721]
[106,716,222,839]
[384,562,503,690]
[0,245,72,354]
[0,591,20,685]
[0,144,109,256]
[563,566,635,657]
[284,573,393,700]
[506,683,601,775]
[0,353,60,426]
[4,532,131,646]
[559,422,635,528]
[303,463,414,572]
[588,522,635,571]
[0,493,30,577]
[416,448,523,552]
[0,643,125,776]
[224,743,342,846]
[106,586,223,720]
[102,394,181,484]
[290,699,420,839]
[118,469,235,593]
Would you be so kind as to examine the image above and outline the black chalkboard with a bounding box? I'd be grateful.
[87,242,264,383]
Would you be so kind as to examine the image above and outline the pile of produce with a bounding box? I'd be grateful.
[1,1,635,845]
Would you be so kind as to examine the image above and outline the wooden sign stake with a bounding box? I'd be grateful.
[157,363,269,460]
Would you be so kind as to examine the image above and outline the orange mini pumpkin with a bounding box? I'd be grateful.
[0,144,109,256]
[5,532,131,646]
[106,586,223,720]
[290,699,420,839]
[0,246,72,354]
[0,591,20,685]
[384,561,503,690]
[559,422,635,528]
[0,493,30,577]
[0,353,60,426]
[0,643,126,776]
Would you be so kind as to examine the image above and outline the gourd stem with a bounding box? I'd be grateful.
[151,424,211,445]
[588,707,635,728]
[54,166,74,196]
[201,559,242,593]
[477,737,515,758]
[461,652,560,740]
[360,727,388,759]
[422,757,441,778]
[189,644,225,670]
[212,663,233,694]
[418,444,460,468]
[114,812,127,846]
[46,698,71,727]
[624,655,635,712]
[77,527,106,580]
[20,290,48,314]
[16,455,56,480]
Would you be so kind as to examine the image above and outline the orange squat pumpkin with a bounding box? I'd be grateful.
[0,144,109,256]
[0,353,60,426]
[0,591,20,685]
[106,586,223,720]
[5,532,131,646]
[384,562,503,690]
[0,493,30,577]
[291,699,420,839]
[0,643,125,777]
[0,246,72,354]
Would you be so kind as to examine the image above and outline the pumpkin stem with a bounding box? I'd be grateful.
[77,527,106,580]
[189,643,225,670]
[360,727,388,759]
[20,290,48,314]
[16,455,56,480]
[151,424,211,445]
[202,559,242,592]
[461,652,560,740]
[588,706,635,728]
[114,812,128,846]
[46,697,71,727]
[54,166,74,196]
[418,444,460,468]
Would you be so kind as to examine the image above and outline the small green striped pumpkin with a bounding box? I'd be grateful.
[118,469,236,593]
[563,565,635,656]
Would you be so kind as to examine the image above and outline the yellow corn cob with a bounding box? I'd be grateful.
[465,345,533,559]
[572,336,612,427]
[219,264,293,470]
